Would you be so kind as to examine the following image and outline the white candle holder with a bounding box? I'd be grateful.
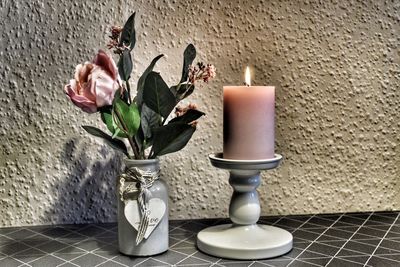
[196,153,293,260]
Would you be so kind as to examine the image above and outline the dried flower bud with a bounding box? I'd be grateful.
[187,62,216,85]
[175,103,198,117]
[110,26,123,40]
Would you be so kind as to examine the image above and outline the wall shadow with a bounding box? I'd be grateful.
[45,138,123,225]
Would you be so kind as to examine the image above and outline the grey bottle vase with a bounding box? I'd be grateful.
[117,158,169,256]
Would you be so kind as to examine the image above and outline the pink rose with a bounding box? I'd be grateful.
[64,50,121,113]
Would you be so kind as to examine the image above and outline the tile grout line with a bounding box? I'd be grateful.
[363,212,400,267]
[287,213,345,267]
[324,212,375,266]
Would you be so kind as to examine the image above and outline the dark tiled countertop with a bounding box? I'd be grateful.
[0,212,400,267]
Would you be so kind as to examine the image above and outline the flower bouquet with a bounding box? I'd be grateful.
[64,12,215,256]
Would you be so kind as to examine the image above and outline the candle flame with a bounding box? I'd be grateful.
[245,66,251,86]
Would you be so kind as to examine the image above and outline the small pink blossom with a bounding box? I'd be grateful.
[175,103,198,117]
[175,103,199,127]
[188,62,216,84]
[64,50,121,113]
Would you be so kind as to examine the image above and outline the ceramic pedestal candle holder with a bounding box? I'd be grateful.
[197,153,292,260]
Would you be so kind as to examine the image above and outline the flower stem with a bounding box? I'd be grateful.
[126,80,132,104]
[114,108,140,159]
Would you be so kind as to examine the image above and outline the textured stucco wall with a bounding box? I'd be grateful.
[0,0,399,227]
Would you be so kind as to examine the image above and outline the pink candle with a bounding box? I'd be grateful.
[223,67,275,160]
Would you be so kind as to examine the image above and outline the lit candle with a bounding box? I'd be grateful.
[223,67,275,160]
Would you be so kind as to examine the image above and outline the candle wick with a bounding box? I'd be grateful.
[244,82,250,87]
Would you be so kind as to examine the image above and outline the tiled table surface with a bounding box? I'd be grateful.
[0,212,400,267]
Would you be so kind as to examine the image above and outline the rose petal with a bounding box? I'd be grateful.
[93,50,118,80]
[92,70,117,107]
[65,84,97,113]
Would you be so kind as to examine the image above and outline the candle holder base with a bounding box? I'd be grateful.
[196,153,292,260]
[197,224,292,260]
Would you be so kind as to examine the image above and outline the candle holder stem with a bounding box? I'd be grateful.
[229,170,261,225]
[196,153,293,260]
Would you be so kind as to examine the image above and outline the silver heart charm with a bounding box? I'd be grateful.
[124,198,166,239]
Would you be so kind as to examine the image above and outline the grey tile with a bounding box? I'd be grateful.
[70,253,108,267]
[282,248,303,258]
[218,260,254,267]
[10,254,41,264]
[376,254,400,262]
[300,257,331,266]
[327,257,364,266]
[140,258,171,266]
[298,250,328,259]
[274,218,305,228]
[297,227,326,235]
[112,254,148,266]
[338,216,366,225]
[77,225,107,237]
[366,256,400,267]
[73,239,102,251]
[336,255,372,265]
[176,255,211,265]
[29,254,66,267]
[152,250,188,265]
[58,263,80,267]
[317,240,346,248]
[0,228,21,235]
[287,259,321,267]
[293,241,311,249]
[306,217,336,227]
[36,240,69,253]
[171,240,195,249]
[39,227,73,238]
[55,245,87,254]
[94,250,120,258]
[357,227,387,238]
[323,228,355,239]
[291,229,320,241]
[13,247,46,256]
[53,252,86,261]
[179,222,209,232]
[0,242,31,256]
[379,239,400,252]
[0,257,24,267]
[189,251,220,263]
[5,229,37,240]
[343,240,377,254]
[306,242,341,256]
[20,236,52,248]
[172,247,197,255]
[257,259,293,267]
[336,248,368,257]
[316,234,344,242]
[350,238,381,246]
[367,214,396,225]
[97,260,127,267]
[385,231,400,239]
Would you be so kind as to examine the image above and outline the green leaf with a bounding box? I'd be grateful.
[82,126,129,157]
[119,12,136,50]
[118,50,133,81]
[141,103,161,139]
[180,44,196,83]
[136,54,164,108]
[169,109,205,124]
[113,98,140,137]
[101,111,127,138]
[151,123,196,158]
[143,71,176,118]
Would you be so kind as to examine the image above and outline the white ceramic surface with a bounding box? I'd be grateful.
[197,153,292,259]
[197,224,293,259]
